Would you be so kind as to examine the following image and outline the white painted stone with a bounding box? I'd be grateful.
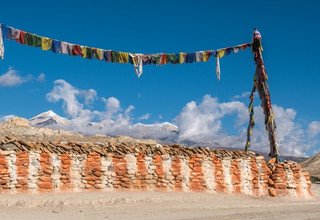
[285,167,297,197]
[28,151,40,192]
[51,154,61,191]
[7,154,17,191]
[100,155,114,190]
[180,158,190,192]
[126,154,137,173]
[239,159,253,196]
[257,160,268,196]
[71,154,86,192]
[162,156,173,191]
[299,171,310,198]
[221,159,233,193]
[145,156,152,161]
[144,156,152,177]
[202,158,216,192]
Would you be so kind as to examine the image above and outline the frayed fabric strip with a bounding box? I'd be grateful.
[130,53,143,77]
[0,25,4,59]
[216,56,220,80]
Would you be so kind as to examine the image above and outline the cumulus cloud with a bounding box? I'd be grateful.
[138,113,151,121]
[45,80,178,140]
[175,95,248,147]
[45,80,319,156]
[37,73,46,82]
[0,68,47,86]
[47,80,86,118]
[251,106,307,156]
[0,68,28,86]
[104,97,120,112]
[81,89,97,105]
[175,95,319,156]
[308,121,320,138]
[233,91,250,99]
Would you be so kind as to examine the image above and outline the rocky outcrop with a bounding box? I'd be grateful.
[302,153,320,183]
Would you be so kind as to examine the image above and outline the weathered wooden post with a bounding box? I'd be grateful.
[245,29,279,163]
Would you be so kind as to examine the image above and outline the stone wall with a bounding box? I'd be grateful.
[0,149,312,197]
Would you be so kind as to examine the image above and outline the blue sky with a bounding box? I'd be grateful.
[0,0,319,156]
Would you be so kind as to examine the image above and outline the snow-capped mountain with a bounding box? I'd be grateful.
[29,110,70,127]
[132,122,178,133]
[28,111,179,141]
[28,111,178,131]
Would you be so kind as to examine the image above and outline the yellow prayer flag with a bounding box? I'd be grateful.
[179,52,186,63]
[119,52,129,63]
[95,48,104,60]
[203,51,211,62]
[81,46,87,58]
[41,37,52,50]
[217,49,225,59]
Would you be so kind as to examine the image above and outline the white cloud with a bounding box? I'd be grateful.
[37,73,46,82]
[46,79,95,118]
[46,81,319,156]
[175,95,248,147]
[104,97,120,112]
[81,89,97,105]
[138,113,151,120]
[233,91,250,99]
[45,80,177,140]
[0,68,27,86]
[175,95,319,156]
[0,68,48,86]
[308,121,320,137]
[250,106,307,156]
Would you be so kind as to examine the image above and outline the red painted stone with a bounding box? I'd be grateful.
[112,154,131,190]
[39,176,51,182]
[153,155,166,191]
[171,156,182,191]
[83,153,102,190]
[189,156,205,192]
[251,159,259,196]
[134,154,148,189]
[38,153,53,191]
[212,155,225,193]
[37,182,53,190]
[15,152,29,191]
[60,154,71,190]
[274,183,287,189]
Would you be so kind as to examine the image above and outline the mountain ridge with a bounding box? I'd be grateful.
[29,110,70,127]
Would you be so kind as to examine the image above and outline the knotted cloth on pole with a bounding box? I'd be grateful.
[245,29,279,163]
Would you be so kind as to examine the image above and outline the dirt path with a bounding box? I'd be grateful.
[0,184,319,220]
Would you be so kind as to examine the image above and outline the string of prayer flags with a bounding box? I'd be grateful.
[0,23,251,79]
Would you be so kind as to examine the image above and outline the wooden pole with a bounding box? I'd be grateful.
[247,29,279,163]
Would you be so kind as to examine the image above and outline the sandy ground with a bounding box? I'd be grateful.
[0,185,319,220]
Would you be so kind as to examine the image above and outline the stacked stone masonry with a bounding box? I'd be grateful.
[0,139,313,197]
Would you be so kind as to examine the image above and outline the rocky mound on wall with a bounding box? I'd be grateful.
[0,119,313,197]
